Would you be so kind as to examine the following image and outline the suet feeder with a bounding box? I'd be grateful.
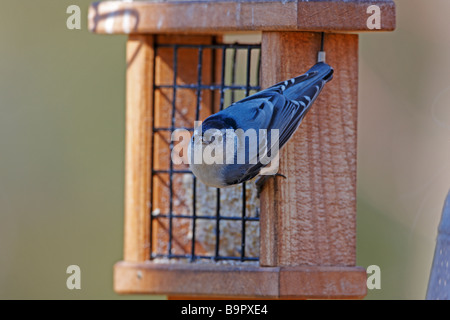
[89,0,396,299]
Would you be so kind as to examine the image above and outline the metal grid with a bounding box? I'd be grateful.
[150,42,261,262]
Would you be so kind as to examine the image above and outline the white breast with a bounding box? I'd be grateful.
[188,134,228,188]
[189,162,227,188]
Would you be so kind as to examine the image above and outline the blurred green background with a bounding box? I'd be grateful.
[0,0,449,299]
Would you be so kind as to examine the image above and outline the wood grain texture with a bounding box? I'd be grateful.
[124,35,154,262]
[260,32,359,267]
[114,261,367,298]
[88,0,395,34]
[279,266,367,298]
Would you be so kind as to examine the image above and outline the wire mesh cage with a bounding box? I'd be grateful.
[150,41,262,263]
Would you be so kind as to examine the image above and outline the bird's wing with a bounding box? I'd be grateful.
[229,94,309,184]
[273,81,327,149]
[235,68,332,184]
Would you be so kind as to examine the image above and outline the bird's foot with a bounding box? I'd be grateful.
[274,173,287,179]
[255,173,287,197]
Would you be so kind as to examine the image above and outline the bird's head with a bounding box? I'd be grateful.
[194,114,237,145]
[188,114,238,168]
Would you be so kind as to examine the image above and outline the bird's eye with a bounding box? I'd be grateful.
[259,103,265,110]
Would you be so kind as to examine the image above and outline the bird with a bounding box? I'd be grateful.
[188,61,334,189]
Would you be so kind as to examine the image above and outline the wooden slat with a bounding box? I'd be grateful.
[88,0,395,34]
[260,32,359,267]
[115,261,279,297]
[114,261,367,298]
[124,35,154,262]
[279,266,366,298]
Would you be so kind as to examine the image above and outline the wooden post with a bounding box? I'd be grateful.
[123,35,154,262]
[260,32,359,267]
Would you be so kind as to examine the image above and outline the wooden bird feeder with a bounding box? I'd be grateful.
[89,0,396,299]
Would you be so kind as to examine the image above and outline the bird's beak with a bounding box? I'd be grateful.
[201,135,216,145]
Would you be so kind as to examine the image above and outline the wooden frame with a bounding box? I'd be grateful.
[89,0,395,34]
[260,32,359,267]
[89,0,396,299]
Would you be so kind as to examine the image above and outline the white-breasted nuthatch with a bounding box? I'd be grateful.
[189,61,333,188]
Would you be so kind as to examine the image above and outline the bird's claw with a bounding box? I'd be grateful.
[255,173,287,197]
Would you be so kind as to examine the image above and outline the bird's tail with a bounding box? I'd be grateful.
[281,62,333,101]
